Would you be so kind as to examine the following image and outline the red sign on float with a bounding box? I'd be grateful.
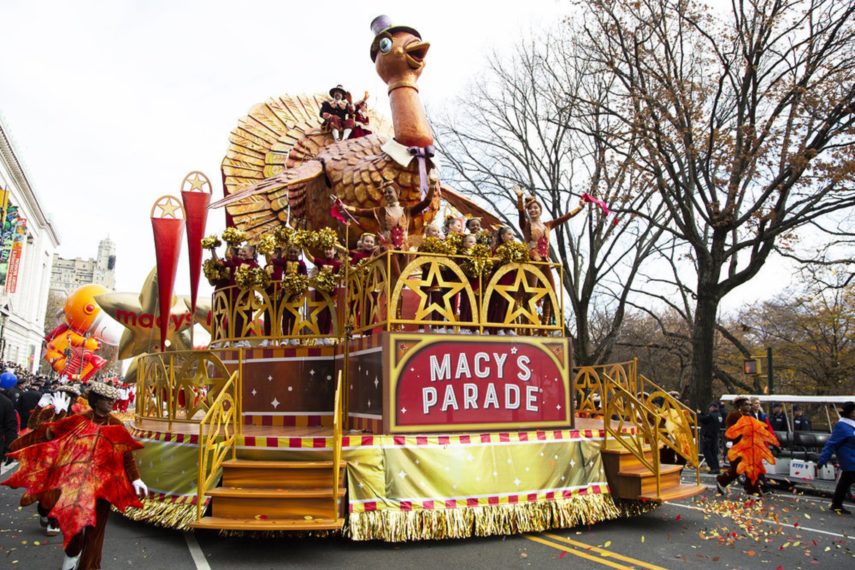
[386,335,572,433]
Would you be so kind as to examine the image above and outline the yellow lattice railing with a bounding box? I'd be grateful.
[331,371,344,519]
[135,351,234,426]
[211,283,338,344]
[602,375,662,496]
[574,359,700,487]
[347,250,564,335]
[196,370,239,521]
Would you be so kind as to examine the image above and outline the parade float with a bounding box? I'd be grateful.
[120,15,705,541]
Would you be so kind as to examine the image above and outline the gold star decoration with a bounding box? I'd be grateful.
[182,171,211,193]
[151,195,185,219]
[491,266,550,326]
[95,268,193,360]
[403,260,468,322]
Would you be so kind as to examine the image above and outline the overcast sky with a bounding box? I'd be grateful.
[0,0,797,311]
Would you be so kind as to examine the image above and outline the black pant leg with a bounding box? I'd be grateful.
[832,470,855,507]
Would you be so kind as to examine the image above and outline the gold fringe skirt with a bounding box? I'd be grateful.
[347,493,657,542]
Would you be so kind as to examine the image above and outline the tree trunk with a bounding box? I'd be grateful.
[690,288,720,409]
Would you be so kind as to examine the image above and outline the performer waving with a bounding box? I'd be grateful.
[514,186,588,325]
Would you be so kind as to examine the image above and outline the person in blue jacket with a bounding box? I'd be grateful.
[818,401,855,515]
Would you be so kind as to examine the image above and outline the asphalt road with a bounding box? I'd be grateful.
[2,464,853,569]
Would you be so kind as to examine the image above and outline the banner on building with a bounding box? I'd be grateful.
[5,217,27,293]
[0,192,20,288]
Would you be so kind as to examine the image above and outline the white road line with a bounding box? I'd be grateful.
[667,502,853,540]
[184,531,211,570]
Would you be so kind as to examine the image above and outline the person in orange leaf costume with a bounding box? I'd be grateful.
[716,397,777,496]
[10,384,83,537]
[5,381,147,570]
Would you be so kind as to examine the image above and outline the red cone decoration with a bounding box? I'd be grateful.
[180,172,212,316]
[150,195,185,353]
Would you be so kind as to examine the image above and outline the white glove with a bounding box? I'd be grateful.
[37,393,53,408]
[52,392,71,414]
[132,479,148,498]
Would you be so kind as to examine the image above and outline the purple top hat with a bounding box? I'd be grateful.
[369,15,421,62]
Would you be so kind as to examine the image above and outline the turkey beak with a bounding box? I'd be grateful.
[405,40,430,70]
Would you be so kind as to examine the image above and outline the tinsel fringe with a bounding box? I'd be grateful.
[118,497,201,530]
[347,493,652,542]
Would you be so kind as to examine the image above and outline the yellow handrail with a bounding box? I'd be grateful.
[602,373,662,497]
[196,370,239,521]
[331,372,343,519]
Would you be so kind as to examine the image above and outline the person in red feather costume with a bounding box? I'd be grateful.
[4,381,147,570]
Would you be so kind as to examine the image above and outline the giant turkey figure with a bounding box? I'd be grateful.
[211,15,497,244]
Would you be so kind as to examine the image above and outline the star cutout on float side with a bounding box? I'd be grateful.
[492,269,549,326]
[271,398,280,409]
[96,268,193,360]
[406,262,467,322]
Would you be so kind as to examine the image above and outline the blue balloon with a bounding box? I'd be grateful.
[0,371,16,390]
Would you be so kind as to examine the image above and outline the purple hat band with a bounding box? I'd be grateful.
[371,15,392,35]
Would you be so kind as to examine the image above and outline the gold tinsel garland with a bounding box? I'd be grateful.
[495,241,530,265]
[200,235,222,250]
[446,232,464,254]
[418,236,455,255]
[234,266,269,289]
[475,230,493,247]
[311,267,339,294]
[203,259,227,283]
[314,227,339,250]
[274,225,294,245]
[461,244,495,278]
[118,497,204,530]
[282,273,309,297]
[222,227,247,246]
[255,233,278,256]
[347,493,642,542]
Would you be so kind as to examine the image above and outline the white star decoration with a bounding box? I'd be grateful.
[271,398,280,409]
[326,375,332,381]
[251,388,257,396]
[556,404,562,410]
[511,346,518,354]
[400,407,407,414]
[367,400,372,408]
[513,478,521,486]
[569,459,576,467]
[267,375,273,382]
[398,470,407,479]
[288,386,293,392]
[309,369,315,376]
[374,377,380,389]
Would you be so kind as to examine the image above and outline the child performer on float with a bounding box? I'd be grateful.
[443,215,466,329]
[262,244,287,338]
[457,233,483,334]
[303,236,344,341]
[514,186,588,325]
[280,245,308,341]
[465,217,492,246]
[417,224,447,332]
[487,226,523,335]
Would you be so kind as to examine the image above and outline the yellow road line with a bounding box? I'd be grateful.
[524,535,634,569]
[543,533,668,570]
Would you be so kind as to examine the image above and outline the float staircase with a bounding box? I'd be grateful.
[578,362,706,503]
[193,458,346,531]
[601,444,704,502]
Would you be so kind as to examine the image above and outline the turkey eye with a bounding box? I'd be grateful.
[379,37,393,53]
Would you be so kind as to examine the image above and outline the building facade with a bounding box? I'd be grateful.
[0,117,61,373]
[50,237,116,295]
